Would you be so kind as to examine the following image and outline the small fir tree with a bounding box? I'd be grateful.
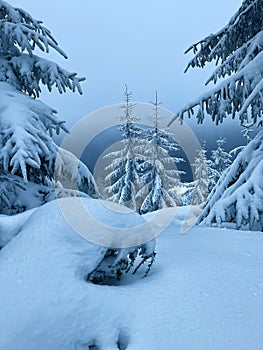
[104,85,144,210]
[210,137,232,184]
[191,149,209,205]
[230,123,254,159]
[137,92,184,214]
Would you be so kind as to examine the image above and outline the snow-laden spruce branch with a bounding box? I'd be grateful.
[0,0,85,96]
[0,54,85,97]
[184,0,263,72]
[169,50,263,126]
[168,0,263,126]
[0,83,64,181]
[168,0,263,230]
[0,0,65,56]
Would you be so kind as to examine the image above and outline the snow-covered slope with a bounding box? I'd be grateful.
[0,201,262,350]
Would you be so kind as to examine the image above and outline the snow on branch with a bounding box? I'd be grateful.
[10,54,85,97]
[206,30,263,85]
[0,1,85,95]
[198,130,263,230]
[169,50,263,126]
[168,0,263,126]
[0,0,67,57]
[184,0,263,72]
[0,82,66,181]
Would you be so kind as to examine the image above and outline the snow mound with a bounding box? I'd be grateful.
[1,199,263,349]
[0,198,140,350]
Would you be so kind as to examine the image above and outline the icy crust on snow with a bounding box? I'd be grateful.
[0,203,263,349]
[199,130,263,230]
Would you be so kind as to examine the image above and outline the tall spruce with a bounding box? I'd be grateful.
[104,85,143,210]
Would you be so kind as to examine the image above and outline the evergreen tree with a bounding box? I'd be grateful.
[210,137,232,184]
[169,0,263,230]
[137,92,184,214]
[241,124,254,145]
[230,123,254,159]
[200,140,220,192]
[0,1,96,214]
[191,149,209,205]
[104,85,143,210]
[180,182,195,206]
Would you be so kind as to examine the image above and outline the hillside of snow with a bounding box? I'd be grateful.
[0,198,263,350]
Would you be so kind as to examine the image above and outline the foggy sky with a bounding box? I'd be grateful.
[11,0,241,129]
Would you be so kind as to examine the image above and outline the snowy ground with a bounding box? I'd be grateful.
[0,199,263,350]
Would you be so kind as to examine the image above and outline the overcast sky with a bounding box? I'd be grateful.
[10,0,242,128]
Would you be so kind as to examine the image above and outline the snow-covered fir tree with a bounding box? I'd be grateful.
[230,123,254,159]
[169,0,263,230]
[181,142,214,205]
[137,92,184,214]
[191,149,209,205]
[200,141,219,192]
[210,137,232,184]
[241,124,254,145]
[0,0,96,214]
[104,85,143,210]
[179,182,195,206]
